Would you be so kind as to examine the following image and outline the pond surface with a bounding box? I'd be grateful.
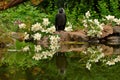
[0,43,120,80]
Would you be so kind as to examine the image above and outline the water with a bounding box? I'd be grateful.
[0,43,120,80]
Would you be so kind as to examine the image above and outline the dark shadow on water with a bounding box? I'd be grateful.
[53,52,68,75]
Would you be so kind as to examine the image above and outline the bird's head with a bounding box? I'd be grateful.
[58,8,64,13]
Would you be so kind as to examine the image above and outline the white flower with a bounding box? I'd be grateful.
[65,27,73,31]
[49,35,60,51]
[22,46,29,52]
[105,15,115,21]
[19,23,26,29]
[106,60,115,66]
[114,18,120,25]
[88,19,93,23]
[94,19,99,25]
[24,32,29,40]
[85,11,91,18]
[99,23,104,30]
[33,33,42,41]
[34,45,42,52]
[42,18,50,26]
[50,43,60,51]
[49,35,60,44]
[32,53,42,60]
[31,22,43,32]
[46,26,55,33]
[86,62,91,70]
[114,56,120,62]
[83,20,87,23]
[83,23,88,28]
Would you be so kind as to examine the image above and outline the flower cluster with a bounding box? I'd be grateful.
[83,11,104,38]
[49,35,60,51]
[18,18,56,41]
[32,33,42,41]
[106,55,120,66]
[32,35,60,60]
[16,18,62,60]
[104,15,120,26]
[31,22,43,32]
[34,45,42,52]
[82,45,120,70]
[32,51,55,60]
[42,18,50,26]
[21,35,60,60]
[65,22,73,31]
[18,23,26,29]
[82,46,104,70]
[22,46,30,52]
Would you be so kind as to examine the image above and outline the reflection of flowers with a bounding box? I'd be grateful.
[106,56,120,66]
[32,35,60,60]
[22,46,30,52]
[83,45,120,70]
[22,35,60,60]
[32,53,42,60]
[86,62,91,70]
[24,32,29,40]
[32,51,56,60]
[83,46,104,70]
[34,45,42,52]
[49,35,60,51]
[33,33,42,41]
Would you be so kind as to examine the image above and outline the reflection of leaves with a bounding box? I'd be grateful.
[31,0,43,5]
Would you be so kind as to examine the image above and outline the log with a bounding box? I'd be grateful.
[0,0,24,10]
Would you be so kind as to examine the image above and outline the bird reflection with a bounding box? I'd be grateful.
[54,52,67,75]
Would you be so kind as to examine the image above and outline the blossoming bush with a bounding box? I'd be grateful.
[82,11,120,38]
[83,11,104,38]
[15,17,73,60]
[103,15,120,26]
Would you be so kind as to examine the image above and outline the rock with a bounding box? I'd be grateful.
[55,31,71,42]
[113,47,120,54]
[107,36,120,45]
[0,42,6,48]
[10,32,24,42]
[58,44,88,52]
[37,36,49,47]
[69,30,88,42]
[0,0,24,10]
[113,26,120,33]
[101,25,113,38]
[55,30,88,42]
[101,45,113,56]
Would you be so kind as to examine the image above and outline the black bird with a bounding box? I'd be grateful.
[55,8,67,31]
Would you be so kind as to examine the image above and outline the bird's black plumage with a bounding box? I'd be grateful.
[55,8,67,31]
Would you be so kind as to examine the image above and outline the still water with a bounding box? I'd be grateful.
[0,43,120,80]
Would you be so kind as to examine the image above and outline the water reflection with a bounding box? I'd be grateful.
[0,43,120,79]
[54,52,67,75]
